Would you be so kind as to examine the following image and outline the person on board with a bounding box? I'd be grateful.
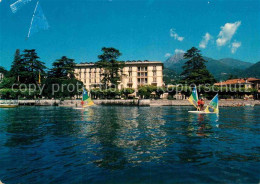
[198,98,205,111]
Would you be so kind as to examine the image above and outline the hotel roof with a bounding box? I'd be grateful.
[76,60,163,67]
[214,78,260,86]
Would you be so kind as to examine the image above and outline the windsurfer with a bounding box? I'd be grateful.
[198,98,205,111]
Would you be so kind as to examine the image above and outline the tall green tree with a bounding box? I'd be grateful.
[48,56,76,79]
[181,47,215,85]
[10,49,46,84]
[21,49,46,84]
[96,47,125,88]
[10,49,24,80]
[43,56,83,99]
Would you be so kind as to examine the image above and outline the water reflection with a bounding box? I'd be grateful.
[0,106,259,184]
[78,107,169,169]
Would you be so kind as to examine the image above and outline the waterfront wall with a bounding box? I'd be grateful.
[18,100,60,106]
[16,99,260,107]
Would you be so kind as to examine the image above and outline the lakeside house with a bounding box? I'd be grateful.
[214,78,260,99]
[74,61,164,92]
[214,78,260,90]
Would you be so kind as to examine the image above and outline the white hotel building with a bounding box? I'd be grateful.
[74,60,164,91]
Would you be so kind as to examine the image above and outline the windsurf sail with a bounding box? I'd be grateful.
[82,88,94,107]
[188,86,199,108]
[204,94,219,113]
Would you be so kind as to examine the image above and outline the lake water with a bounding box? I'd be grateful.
[0,106,259,183]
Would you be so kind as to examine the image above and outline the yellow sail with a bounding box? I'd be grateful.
[204,94,219,113]
[82,88,94,107]
[188,87,199,108]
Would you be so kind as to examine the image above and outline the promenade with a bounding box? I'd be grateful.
[15,99,260,107]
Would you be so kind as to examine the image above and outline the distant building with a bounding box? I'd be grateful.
[214,78,260,91]
[74,61,164,91]
[214,78,260,99]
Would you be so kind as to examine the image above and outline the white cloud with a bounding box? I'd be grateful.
[216,21,241,46]
[165,53,171,57]
[231,41,241,54]
[164,49,185,58]
[175,49,185,54]
[170,28,184,42]
[199,32,212,48]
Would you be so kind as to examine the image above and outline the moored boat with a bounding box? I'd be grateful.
[0,100,19,108]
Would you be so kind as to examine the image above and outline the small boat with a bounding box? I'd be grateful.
[0,100,19,108]
[0,104,18,108]
[188,87,219,114]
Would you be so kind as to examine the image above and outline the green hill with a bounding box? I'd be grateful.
[243,61,260,78]
[164,54,253,80]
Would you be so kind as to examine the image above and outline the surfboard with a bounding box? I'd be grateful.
[188,111,217,114]
[73,107,85,110]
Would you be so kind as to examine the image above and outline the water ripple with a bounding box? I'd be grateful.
[0,106,259,183]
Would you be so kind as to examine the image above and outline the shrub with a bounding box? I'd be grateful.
[121,88,135,99]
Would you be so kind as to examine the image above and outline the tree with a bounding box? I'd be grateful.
[48,56,76,79]
[96,47,125,88]
[10,49,23,80]
[21,49,46,84]
[0,77,16,89]
[138,85,157,99]
[43,56,83,99]
[121,88,135,99]
[0,66,8,76]
[9,49,46,84]
[181,47,215,85]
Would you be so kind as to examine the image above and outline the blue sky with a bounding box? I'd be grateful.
[0,0,260,69]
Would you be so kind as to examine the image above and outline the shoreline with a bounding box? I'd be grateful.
[11,99,260,107]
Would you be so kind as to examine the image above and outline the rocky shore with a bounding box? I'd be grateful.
[16,99,260,107]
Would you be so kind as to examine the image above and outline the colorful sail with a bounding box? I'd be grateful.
[82,88,94,107]
[204,94,219,113]
[188,87,198,108]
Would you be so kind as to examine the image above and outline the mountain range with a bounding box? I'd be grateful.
[164,53,259,80]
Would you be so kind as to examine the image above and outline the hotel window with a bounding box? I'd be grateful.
[153,66,156,71]
[129,72,132,77]
[129,78,132,82]
[153,77,157,82]
[138,78,147,84]
[153,71,156,76]
[145,67,147,71]
[138,67,141,71]
[129,67,132,71]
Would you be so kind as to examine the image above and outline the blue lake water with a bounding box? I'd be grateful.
[0,106,259,183]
